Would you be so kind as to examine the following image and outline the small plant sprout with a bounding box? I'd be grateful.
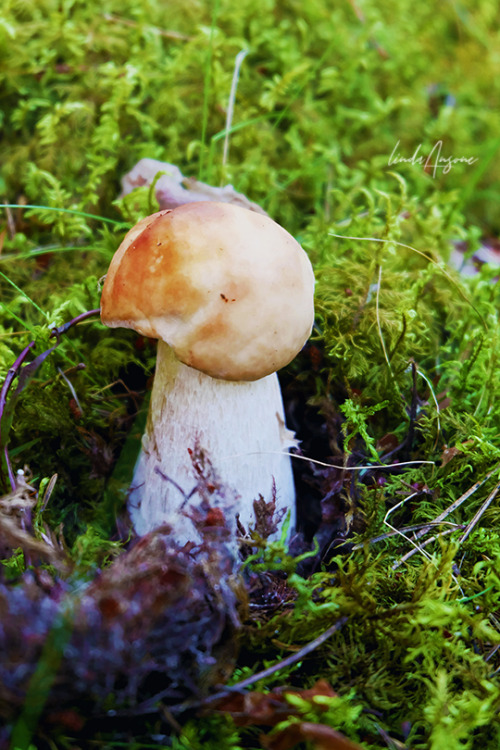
[100,201,315,546]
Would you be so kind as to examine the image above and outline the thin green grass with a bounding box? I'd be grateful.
[0,203,127,227]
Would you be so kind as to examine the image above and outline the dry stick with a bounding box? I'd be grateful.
[352,521,464,550]
[122,616,349,718]
[383,493,464,594]
[410,464,500,544]
[393,527,462,570]
[391,466,500,568]
[197,615,349,707]
[485,643,500,663]
[459,480,500,544]
[49,308,100,339]
[383,491,435,564]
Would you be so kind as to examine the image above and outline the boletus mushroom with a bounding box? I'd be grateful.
[101,201,315,547]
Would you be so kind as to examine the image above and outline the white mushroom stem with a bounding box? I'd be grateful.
[128,340,298,545]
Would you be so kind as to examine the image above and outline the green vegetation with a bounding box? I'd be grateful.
[1,0,500,747]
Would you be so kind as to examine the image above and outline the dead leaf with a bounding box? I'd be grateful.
[120,158,269,215]
[262,721,364,750]
[211,678,361,750]
[0,476,68,569]
[441,445,463,466]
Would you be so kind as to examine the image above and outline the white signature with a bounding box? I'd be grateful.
[388,140,478,178]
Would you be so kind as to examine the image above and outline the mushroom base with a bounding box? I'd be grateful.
[128,341,297,547]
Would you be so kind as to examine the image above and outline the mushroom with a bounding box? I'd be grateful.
[100,201,315,546]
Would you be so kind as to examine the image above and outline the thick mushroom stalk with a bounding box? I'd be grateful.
[129,341,297,541]
[101,201,315,548]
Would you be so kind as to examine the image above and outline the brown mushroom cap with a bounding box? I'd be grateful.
[101,201,315,381]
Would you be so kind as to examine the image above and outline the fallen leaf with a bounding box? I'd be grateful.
[121,158,268,215]
[211,678,362,750]
[440,445,463,466]
[262,721,364,750]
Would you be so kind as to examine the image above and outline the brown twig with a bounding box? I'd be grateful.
[111,615,348,718]
[409,464,500,545]
[459,480,500,544]
[392,527,461,570]
[352,521,464,550]
[204,615,348,703]
[389,469,500,568]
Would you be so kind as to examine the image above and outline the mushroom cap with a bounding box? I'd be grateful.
[101,201,315,381]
